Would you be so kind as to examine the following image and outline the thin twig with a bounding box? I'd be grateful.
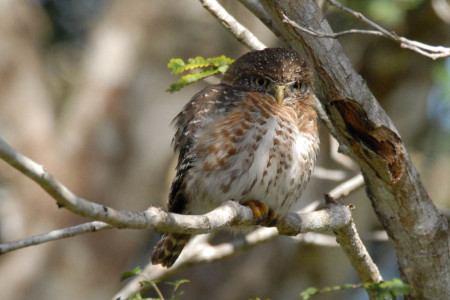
[282,1,450,59]
[199,0,266,51]
[313,166,348,181]
[0,221,112,254]
[330,135,358,170]
[326,0,450,59]
[328,173,364,200]
[239,0,284,39]
[283,14,383,38]
[150,282,165,300]
[113,229,278,299]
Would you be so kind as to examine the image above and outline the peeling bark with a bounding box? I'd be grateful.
[329,99,405,182]
[253,0,450,298]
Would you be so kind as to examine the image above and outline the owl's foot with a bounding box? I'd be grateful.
[242,200,278,227]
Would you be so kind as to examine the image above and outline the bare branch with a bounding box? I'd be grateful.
[334,220,383,284]
[312,166,348,181]
[327,173,364,200]
[283,14,384,38]
[432,0,450,24]
[256,0,450,297]
[0,222,112,254]
[239,0,284,38]
[113,228,277,299]
[281,1,450,59]
[330,135,358,170]
[325,0,450,59]
[293,232,338,246]
[0,135,353,241]
[2,129,379,299]
[199,0,266,51]
[111,167,369,299]
[115,226,384,299]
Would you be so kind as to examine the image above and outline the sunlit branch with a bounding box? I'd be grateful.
[199,0,266,51]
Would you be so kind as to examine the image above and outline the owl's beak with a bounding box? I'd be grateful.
[275,85,285,105]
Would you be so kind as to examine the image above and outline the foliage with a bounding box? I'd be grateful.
[121,268,189,300]
[166,55,234,93]
[300,278,412,300]
[120,266,143,281]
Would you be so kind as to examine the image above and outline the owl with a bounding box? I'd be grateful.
[151,48,320,267]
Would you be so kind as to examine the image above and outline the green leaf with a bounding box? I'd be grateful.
[120,266,142,281]
[167,58,187,74]
[166,55,234,92]
[166,279,190,291]
[366,278,412,297]
[300,287,319,299]
[139,280,151,288]
[206,55,235,67]
[300,279,411,299]
[167,68,221,93]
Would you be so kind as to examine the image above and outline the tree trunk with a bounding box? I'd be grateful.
[250,0,450,298]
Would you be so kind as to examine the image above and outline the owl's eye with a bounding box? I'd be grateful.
[254,77,268,86]
[293,81,306,91]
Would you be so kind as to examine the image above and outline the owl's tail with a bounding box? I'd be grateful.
[151,233,190,267]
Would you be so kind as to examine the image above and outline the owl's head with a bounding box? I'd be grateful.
[222,48,314,105]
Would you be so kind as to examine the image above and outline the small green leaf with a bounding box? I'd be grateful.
[120,266,142,281]
[166,279,190,290]
[167,68,221,93]
[300,279,411,299]
[139,280,151,288]
[167,58,187,74]
[300,287,319,299]
[166,55,234,92]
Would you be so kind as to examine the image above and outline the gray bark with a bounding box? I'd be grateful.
[250,0,450,298]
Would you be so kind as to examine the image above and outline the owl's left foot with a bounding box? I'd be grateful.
[242,200,278,226]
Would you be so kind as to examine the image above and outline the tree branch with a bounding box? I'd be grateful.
[199,0,266,51]
[114,171,378,299]
[0,132,381,300]
[0,221,112,254]
[283,14,384,38]
[325,0,450,59]
[113,228,278,299]
[0,134,354,239]
[334,220,383,283]
[327,173,364,200]
[280,1,450,60]
[252,0,450,298]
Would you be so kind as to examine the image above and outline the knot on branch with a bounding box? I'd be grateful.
[329,99,405,183]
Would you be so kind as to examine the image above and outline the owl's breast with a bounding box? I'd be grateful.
[184,94,319,216]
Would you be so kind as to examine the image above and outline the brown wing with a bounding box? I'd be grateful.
[168,84,244,213]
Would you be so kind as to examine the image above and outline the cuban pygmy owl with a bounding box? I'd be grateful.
[151,48,320,267]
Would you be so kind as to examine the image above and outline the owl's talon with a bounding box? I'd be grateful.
[266,210,278,226]
[243,200,277,227]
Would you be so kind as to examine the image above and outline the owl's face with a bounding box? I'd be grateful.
[222,48,314,105]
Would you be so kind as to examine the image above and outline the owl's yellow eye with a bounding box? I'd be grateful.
[254,77,268,86]
[293,81,306,91]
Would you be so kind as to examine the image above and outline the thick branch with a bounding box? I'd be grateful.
[252,1,450,298]
[0,135,353,238]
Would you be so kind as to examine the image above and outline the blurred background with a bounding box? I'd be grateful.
[0,0,449,299]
